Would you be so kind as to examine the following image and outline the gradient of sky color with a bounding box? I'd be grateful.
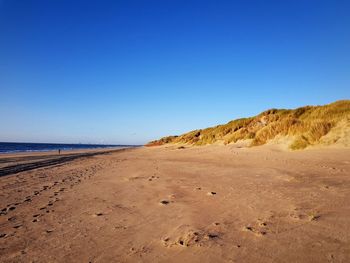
[1,0,349,145]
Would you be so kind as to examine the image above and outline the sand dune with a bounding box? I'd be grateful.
[0,145,350,262]
[147,100,350,150]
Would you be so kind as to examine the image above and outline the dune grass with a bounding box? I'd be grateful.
[147,100,350,149]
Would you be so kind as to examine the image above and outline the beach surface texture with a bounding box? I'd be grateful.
[0,145,349,262]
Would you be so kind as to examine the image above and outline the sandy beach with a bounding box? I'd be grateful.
[0,145,349,262]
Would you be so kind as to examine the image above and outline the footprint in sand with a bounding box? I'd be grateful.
[1,205,17,216]
[289,209,321,222]
[32,215,41,222]
[308,214,321,221]
[7,216,16,222]
[243,226,266,236]
[8,206,16,211]
[0,208,8,216]
[148,175,160,181]
[92,212,104,217]
[24,197,32,202]
[162,228,220,248]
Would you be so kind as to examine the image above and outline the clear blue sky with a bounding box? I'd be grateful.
[0,0,349,145]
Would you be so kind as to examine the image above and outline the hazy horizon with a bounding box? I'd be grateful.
[1,0,349,145]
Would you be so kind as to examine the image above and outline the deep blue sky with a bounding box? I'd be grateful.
[0,0,349,144]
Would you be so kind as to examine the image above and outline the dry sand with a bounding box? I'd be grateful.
[0,145,349,262]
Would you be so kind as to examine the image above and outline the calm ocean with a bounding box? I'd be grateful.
[0,142,138,154]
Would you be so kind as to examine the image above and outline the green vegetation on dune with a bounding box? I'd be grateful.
[147,100,350,149]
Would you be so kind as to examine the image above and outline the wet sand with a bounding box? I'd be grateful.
[0,148,129,176]
[0,145,349,262]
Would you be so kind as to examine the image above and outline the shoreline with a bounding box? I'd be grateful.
[0,147,136,177]
[0,145,139,155]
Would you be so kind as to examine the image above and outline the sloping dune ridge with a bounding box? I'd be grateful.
[147,100,350,149]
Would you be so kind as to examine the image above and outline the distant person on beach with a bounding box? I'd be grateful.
[58,149,61,155]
